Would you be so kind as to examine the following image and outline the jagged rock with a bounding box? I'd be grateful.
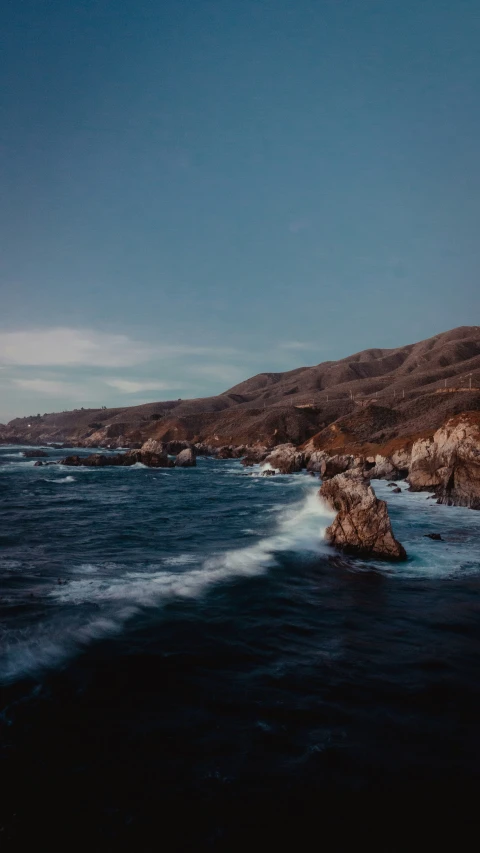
[306,450,329,472]
[174,448,196,467]
[165,440,192,455]
[263,443,304,474]
[141,438,166,454]
[23,450,48,458]
[262,469,276,476]
[194,443,217,457]
[319,473,407,561]
[242,447,269,467]
[408,415,480,509]
[133,451,173,468]
[364,454,407,481]
[61,451,173,468]
[392,487,402,493]
[320,454,357,479]
[34,460,44,467]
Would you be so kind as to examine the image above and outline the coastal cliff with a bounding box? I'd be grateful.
[2,327,480,509]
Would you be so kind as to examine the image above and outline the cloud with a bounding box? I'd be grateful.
[0,328,154,368]
[104,379,184,394]
[0,327,240,368]
[278,341,317,351]
[11,378,80,396]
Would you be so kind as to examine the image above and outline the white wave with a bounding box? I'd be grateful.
[0,460,38,472]
[55,476,75,483]
[51,486,334,609]
[0,613,128,683]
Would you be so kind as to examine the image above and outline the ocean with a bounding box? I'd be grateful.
[1,445,480,848]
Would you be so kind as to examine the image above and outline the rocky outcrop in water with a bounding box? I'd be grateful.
[242,447,269,467]
[141,439,167,454]
[319,454,358,479]
[319,473,407,560]
[61,451,173,468]
[408,415,480,509]
[174,448,196,467]
[262,443,304,474]
[23,449,48,458]
[363,454,408,481]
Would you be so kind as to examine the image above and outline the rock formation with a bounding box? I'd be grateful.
[61,451,173,468]
[262,443,304,474]
[140,438,166,454]
[242,447,269,467]
[319,473,407,560]
[174,448,196,467]
[23,450,48,458]
[408,414,480,509]
[319,454,357,479]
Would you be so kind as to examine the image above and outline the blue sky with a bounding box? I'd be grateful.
[1,0,479,421]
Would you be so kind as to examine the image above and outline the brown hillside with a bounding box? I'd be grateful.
[2,326,480,447]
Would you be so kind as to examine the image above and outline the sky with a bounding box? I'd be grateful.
[1,0,480,422]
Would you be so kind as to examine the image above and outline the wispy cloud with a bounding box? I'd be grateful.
[278,341,317,351]
[11,378,81,396]
[0,329,153,368]
[104,379,184,394]
[0,327,240,368]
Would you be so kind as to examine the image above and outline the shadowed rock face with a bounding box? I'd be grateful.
[408,415,480,509]
[319,473,407,561]
[61,451,173,468]
[263,444,304,474]
[242,447,269,467]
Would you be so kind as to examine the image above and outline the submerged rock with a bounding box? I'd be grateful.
[23,449,48,458]
[424,533,443,541]
[319,473,407,561]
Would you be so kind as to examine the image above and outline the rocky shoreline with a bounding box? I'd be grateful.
[3,411,480,510]
[3,407,479,562]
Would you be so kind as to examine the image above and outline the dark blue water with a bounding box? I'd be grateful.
[1,446,480,849]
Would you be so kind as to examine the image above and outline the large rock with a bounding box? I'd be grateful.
[133,451,173,468]
[23,449,48,458]
[306,450,329,472]
[242,446,269,467]
[319,454,357,479]
[174,448,196,467]
[408,415,480,509]
[141,438,166,454]
[263,443,304,474]
[364,454,408,481]
[319,473,407,560]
